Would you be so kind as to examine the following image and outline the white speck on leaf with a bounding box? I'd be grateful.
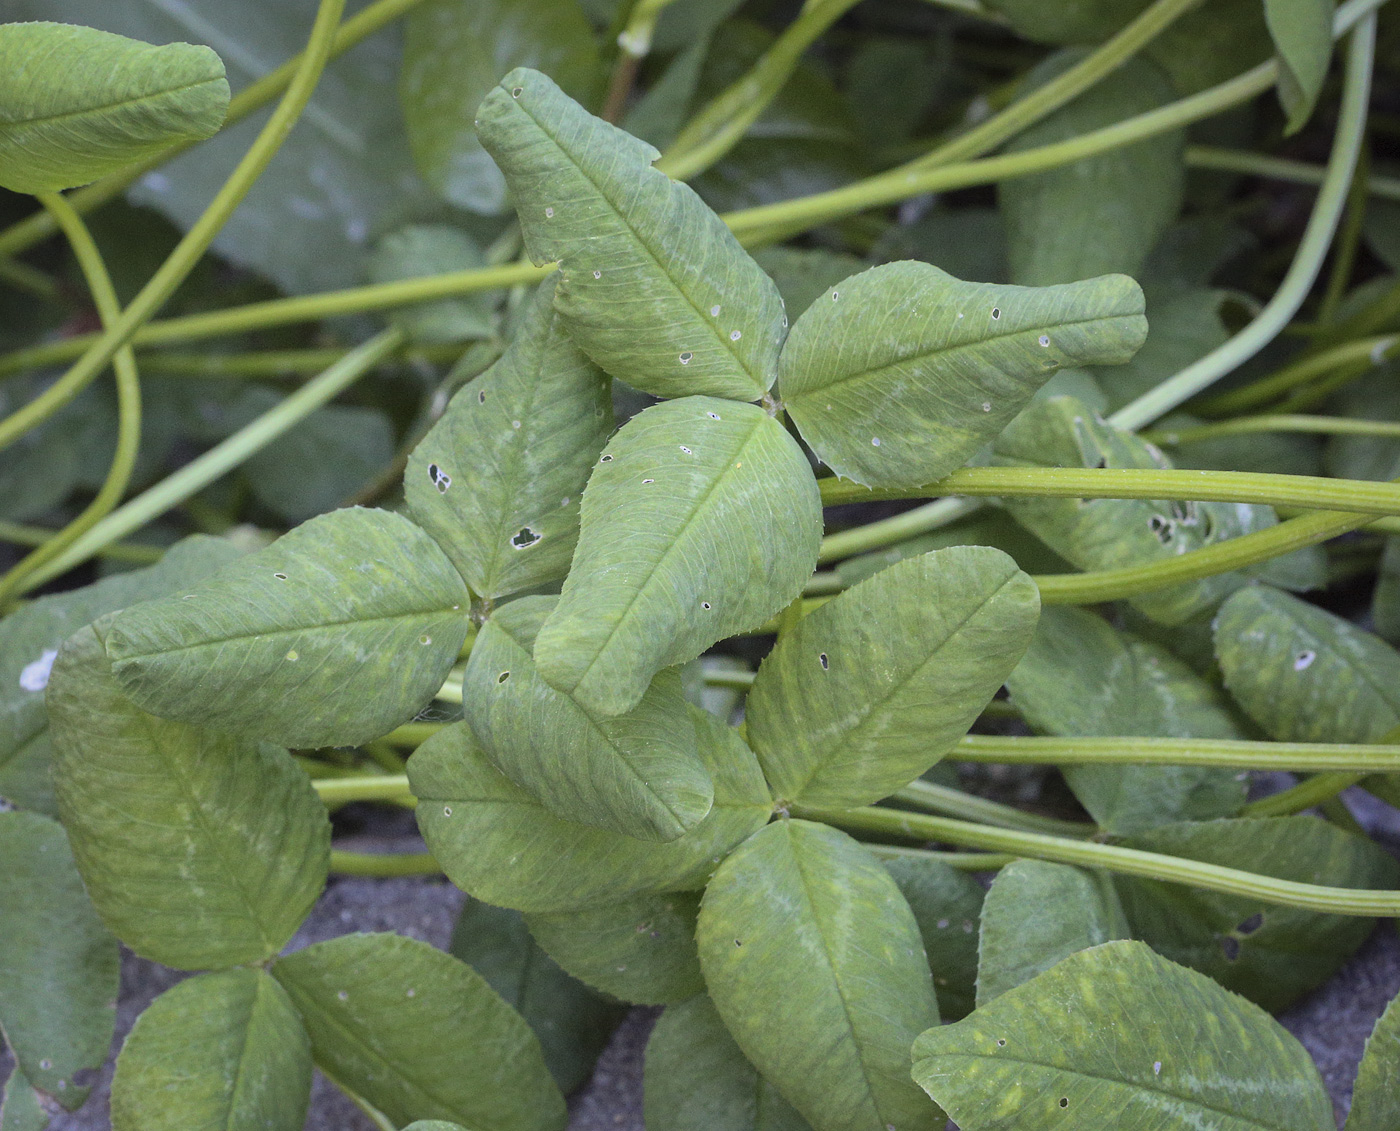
[730,330,741,341]
[19,650,57,692]
[871,437,881,446]
[1294,650,1316,671]
[544,207,554,218]
[711,305,721,316]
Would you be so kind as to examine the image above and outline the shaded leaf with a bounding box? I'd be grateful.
[105,508,471,749]
[913,940,1333,1131]
[1265,0,1336,133]
[752,247,867,321]
[476,68,786,400]
[274,933,565,1131]
[979,0,1144,44]
[882,854,985,1023]
[746,547,1039,808]
[975,860,1127,1007]
[1325,366,1400,484]
[0,21,227,193]
[1093,288,1230,412]
[535,397,821,717]
[526,891,705,1004]
[111,969,310,1131]
[778,262,1146,489]
[369,224,497,343]
[0,812,118,1110]
[0,1073,45,1131]
[1346,989,1400,1131]
[697,820,941,1131]
[870,207,1008,285]
[644,994,811,1131]
[410,707,771,913]
[48,617,329,970]
[405,275,612,600]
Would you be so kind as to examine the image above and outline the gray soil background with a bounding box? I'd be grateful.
[32,788,1400,1131]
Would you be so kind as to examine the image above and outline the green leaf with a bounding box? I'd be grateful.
[464,596,711,841]
[401,0,600,214]
[105,508,471,749]
[273,932,565,1131]
[1215,585,1400,743]
[697,820,941,1131]
[1265,0,1336,133]
[1346,989,1400,1131]
[0,21,228,193]
[746,547,1039,808]
[995,395,1282,625]
[882,854,985,1023]
[644,994,812,1131]
[369,225,497,343]
[0,1072,45,1131]
[449,898,626,1095]
[979,0,1144,44]
[1093,288,1230,412]
[1006,606,1246,834]
[405,275,612,600]
[475,68,787,401]
[1325,367,1400,483]
[410,706,771,913]
[1000,53,1183,287]
[913,940,1334,1131]
[525,892,704,1005]
[870,207,1008,286]
[110,969,310,1131]
[975,860,1127,1007]
[47,617,329,970]
[1372,537,1400,646]
[0,534,241,814]
[777,262,1146,489]
[751,247,867,321]
[535,397,821,717]
[0,812,119,1110]
[1118,816,1399,1013]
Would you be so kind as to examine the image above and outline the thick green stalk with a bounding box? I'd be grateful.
[138,343,464,379]
[1185,145,1400,200]
[382,722,445,747]
[955,734,1400,772]
[329,851,441,876]
[1148,413,1400,445]
[862,844,1016,870]
[796,806,1400,915]
[818,498,980,564]
[0,256,58,299]
[0,0,348,456]
[1194,334,1399,416]
[0,521,163,564]
[892,779,1096,838]
[313,775,414,806]
[1240,771,1367,817]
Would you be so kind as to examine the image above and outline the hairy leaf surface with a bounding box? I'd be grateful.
[1346,989,1400,1131]
[883,854,985,1022]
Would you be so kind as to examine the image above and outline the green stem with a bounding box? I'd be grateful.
[313,775,413,805]
[330,850,441,876]
[955,733,1400,771]
[1106,14,1375,431]
[818,465,1400,518]
[382,722,446,747]
[1147,413,1400,445]
[891,779,1096,838]
[1185,145,1400,200]
[0,194,143,603]
[15,329,404,594]
[0,0,348,457]
[1318,140,1371,324]
[1240,771,1366,817]
[1193,334,1399,416]
[861,844,1016,870]
[138,343,464,379]
[795,805,1400,916]
[818,498,980,564]
[703,670,757,690]
[0,0,431,263]
[0,256,58,299]
[0,521,163,564]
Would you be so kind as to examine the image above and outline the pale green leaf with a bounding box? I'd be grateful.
[778,262,1146,489]
[882,854,985,1023]
[975,860,1127,1007]
[0,534,241,814]
[1006,606,1246,834]
[0,1073,45,1131]
[463,596,711,841]
[644,994,812,1131]
[525,891,704,1005]
[0,21,227,193]
[273,932,565,1131]
[746,547,1039,808]
[697,820,941,1131]
[1346,989,1400,1131]
[410,706,771,913]
[1117,817,1400,1012]
[1000,53,1183,287]
[47,617,329,969]
[913,940,1334,1131]
[475,68,787,400]
[369,224,497,343]
[0,812,118,1110]
[449,899,626,1095]
[111,969,310,1131]
[405,275,612,600]
[401,0,600,214]
[1266,0,1336,133]
[535,397,821,717]
[105,508,471,749]
[1215,585,1400,743]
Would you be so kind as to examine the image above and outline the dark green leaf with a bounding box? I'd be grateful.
[0,811,118,1110]
[535,397,821,717]
[1325,367,1400,484]
[870,208,1008,285]
[0,21,228,193]
[882,854,985,1023]
[273,932,565,1131]
[697,820,941,1131]
[405,275,612,600]
[1371,537,1400,646]
[369,225,497,343]
[1346,989,1400,1131]
[410,706,771,913]
[0,1072,45,1131]
[752,247,867,321]
[979,0,1144,44]
[1265,0,1336,133]
[1093,288,1230,412]
[105,508,471,749]
[912,940,1334,1131]
[48,617,329,969]
[975,860,1127,1006]
[476,68,787,400]
[746,547,1039,808]
[111,969,310,1131]
[526,891,704,1004]
[778,263,1146,488]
